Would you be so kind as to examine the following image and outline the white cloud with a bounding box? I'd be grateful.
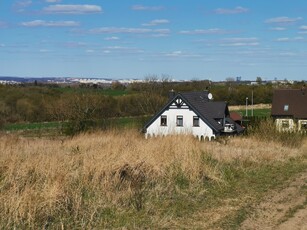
[39,49,51,53]
[105,46,125,49]
[131,5,164,11]
[21,20,79,27]
[294,36,304,40]
[142,19,170,26]
[279,52,297,56]
[220,37,259,46]
[275,37,303,42]
[222,37,258,42]
[220,42,259,47]
[298,26,307,34]
[265,17,302,24]
[45,0,61,2]
[214,6,249,15]
[163,50,201,58]
[179,28,237,35]
[64,42,87,47]
[90,27,151,34]
[165,50,182,57]
[154,29,170,34]
[89,27,170,36]
[14,0,32,8]
[270,27,287,31]
[13,0,32,12]
[151,33,169,38]
[102,46,144,55]
[104,36,120,41]
[276,37,290,42]
[43,4,102,14]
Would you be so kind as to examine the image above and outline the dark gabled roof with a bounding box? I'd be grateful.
[180,92,225,131]
[180,92,229,119]
[271,89,307,119]
[144,91,230,133]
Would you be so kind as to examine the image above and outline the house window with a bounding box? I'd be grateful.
[160,115,167,126]
[301,121,307,130]
[193,116,200,127]
[282,120,289,128]
[176,115,183,127]
[284,105,289,111]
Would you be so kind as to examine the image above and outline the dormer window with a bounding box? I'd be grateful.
[284,105,289,111]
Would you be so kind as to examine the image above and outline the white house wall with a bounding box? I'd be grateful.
[275,118,296,132]
[275,118,307,132]
[145,106,215,140]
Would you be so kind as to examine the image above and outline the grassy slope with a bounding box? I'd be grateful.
[2,116,151,137]
[3,121,62,131]
[0,130,306,228]
[234,108,271,117]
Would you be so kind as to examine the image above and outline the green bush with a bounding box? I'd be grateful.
[63,119,110,136]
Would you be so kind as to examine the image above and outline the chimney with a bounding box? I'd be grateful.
[301,87,305,96]
[169,89,175,100]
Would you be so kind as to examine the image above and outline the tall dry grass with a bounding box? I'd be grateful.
[248,118,306,148]
[0,130,305,228]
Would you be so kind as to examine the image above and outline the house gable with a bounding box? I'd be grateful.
[169,98,189,109]
[143,94,189,130]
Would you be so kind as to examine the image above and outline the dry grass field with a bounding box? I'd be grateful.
[229,103,271,111]
[0,129,306,229]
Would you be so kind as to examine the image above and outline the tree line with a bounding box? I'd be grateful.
[0,79,305,132]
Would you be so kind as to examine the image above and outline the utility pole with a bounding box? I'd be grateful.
[251,89,254,117]
[245,97,248,117]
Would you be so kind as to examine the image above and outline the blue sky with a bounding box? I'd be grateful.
[1,0,307,81]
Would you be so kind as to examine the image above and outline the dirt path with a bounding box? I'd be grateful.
[240,170,307,230]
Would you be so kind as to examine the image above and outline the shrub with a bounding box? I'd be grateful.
[248,118,305,148]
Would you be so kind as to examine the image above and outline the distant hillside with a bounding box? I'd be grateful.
[0,76,142,84]
[0,76,65,83]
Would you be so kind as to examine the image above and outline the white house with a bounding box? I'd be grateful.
[143,91,244,140]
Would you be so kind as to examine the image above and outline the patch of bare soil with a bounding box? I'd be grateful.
[240,170,307,230]
[229,104,271,111]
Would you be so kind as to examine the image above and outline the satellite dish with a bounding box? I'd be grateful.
[208,93,213,100]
